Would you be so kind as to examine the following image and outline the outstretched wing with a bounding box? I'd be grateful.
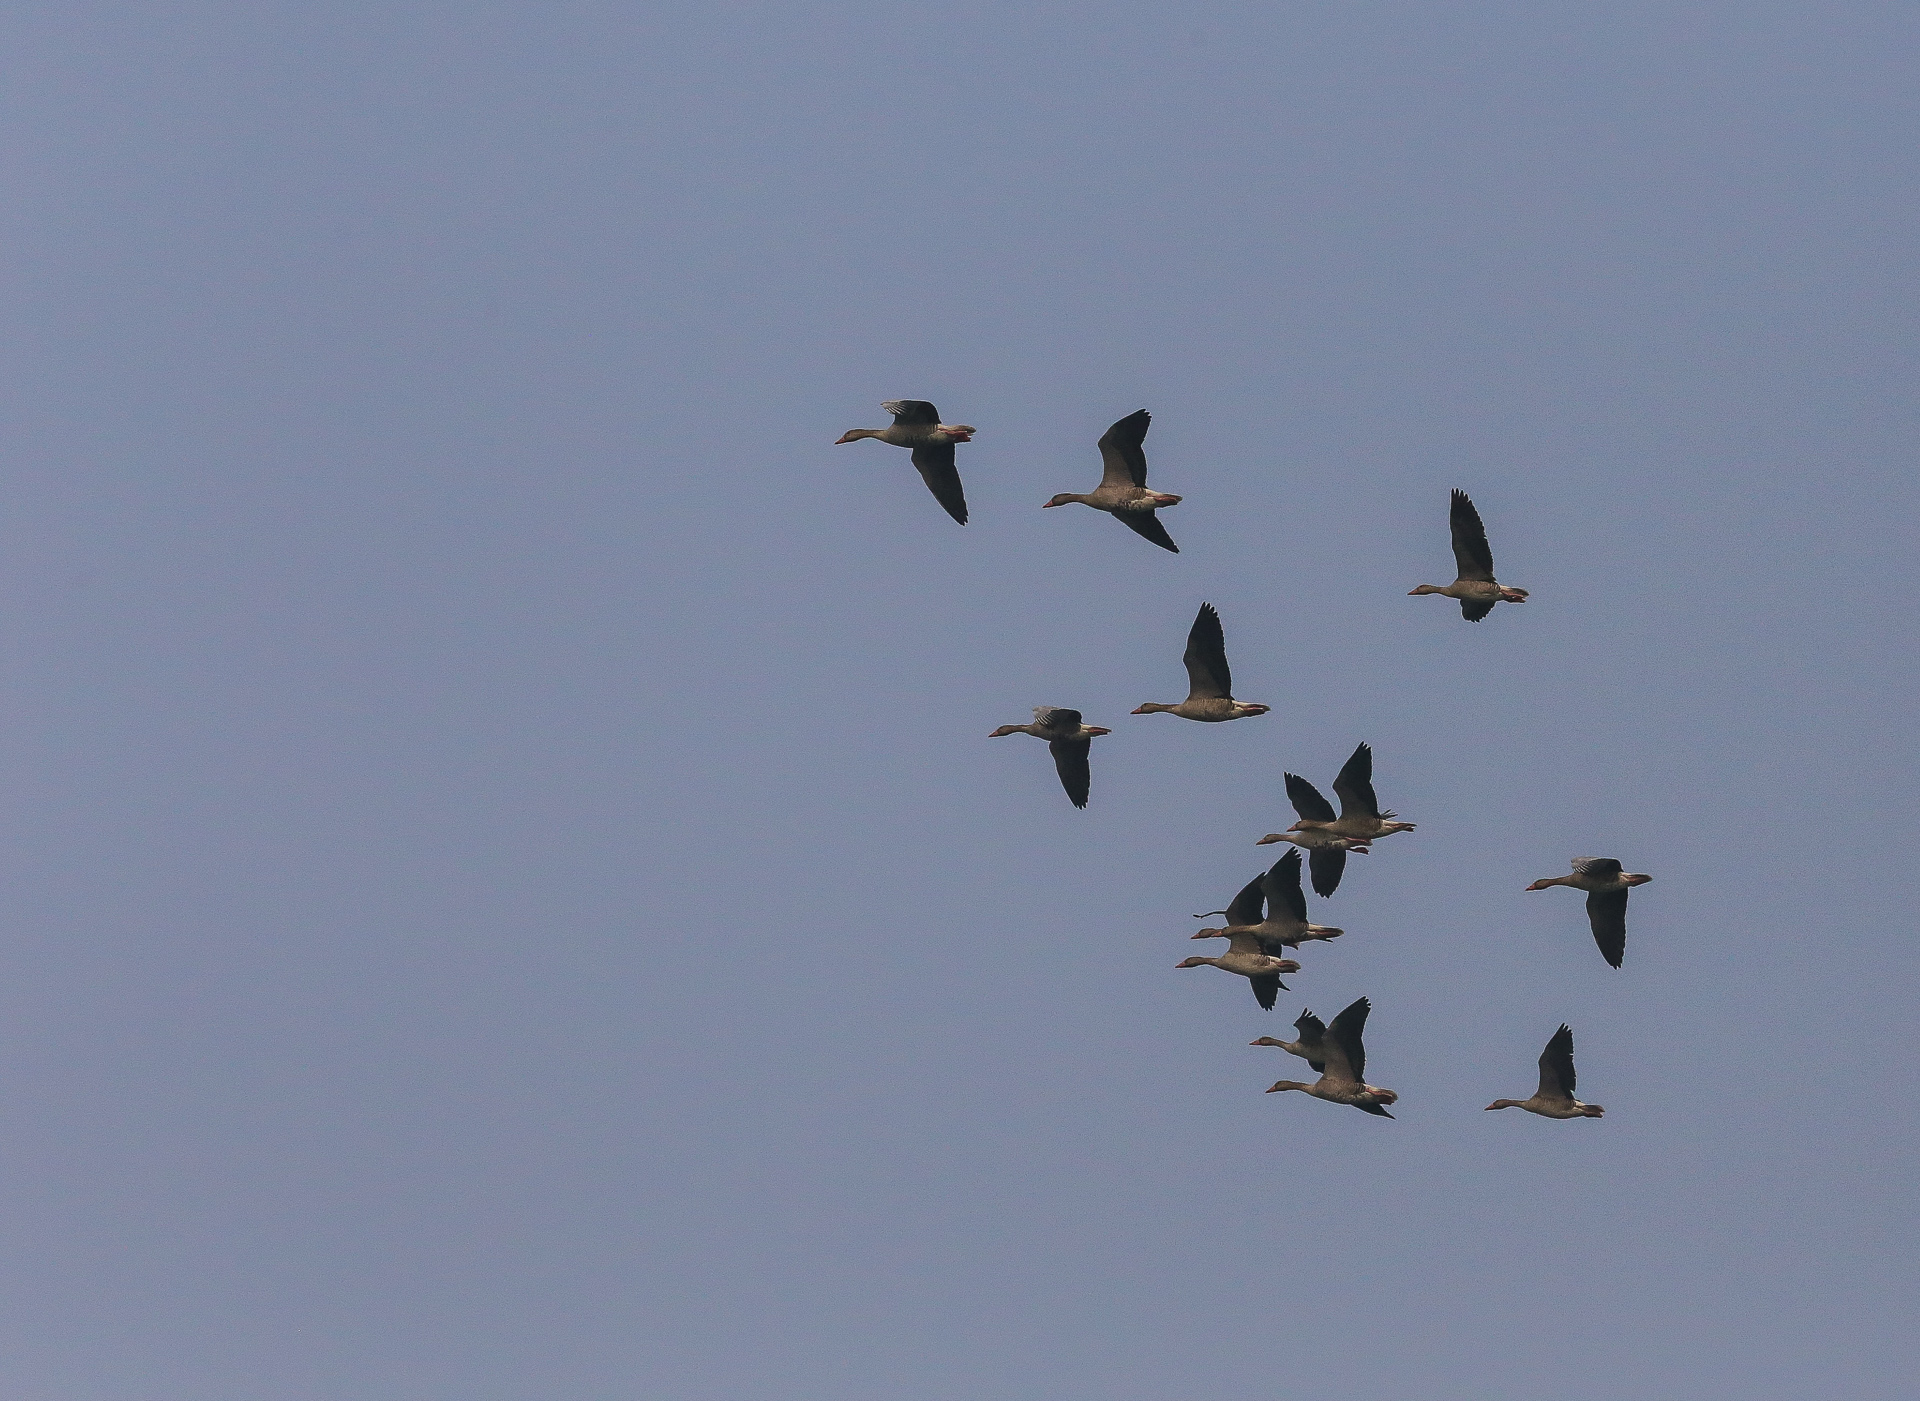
[883,399,940,425]
[1097,409,1151,488]
[1331,741,1380,820]
[1308,846,1347,898]
[1182,603,1231,699]
[1449,489,1496,581]
[1116,509,1178,553]
[1261,850,1309,925]
[1048,737,1093,809]
[1537,1024,1577,1102]
[1324,996,1372,1085]
[1033,707,1081,732]
[1459,596,1496,622]
[1293,1010,1329,1072]
[1248,973,1284,1011]
[1284,773,1337,824]
[1573,857,1623,880]
[1586,889,1629,968]
[1223,872,1268,929]
[909,442,968,525]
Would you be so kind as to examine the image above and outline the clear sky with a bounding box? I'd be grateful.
[5,3,1917,1398]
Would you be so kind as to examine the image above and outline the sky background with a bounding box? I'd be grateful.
[4,3,1918,1397]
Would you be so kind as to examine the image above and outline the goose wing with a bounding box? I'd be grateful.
[1032,707,1081,734]
[1459,596,1496,622]
[1308,846,1347,898]
[1247,973,1284,1011]
[1284,773,1337,823]
[1223,872,1268,929]
[1573,857,1623,880]
[883,399,940,426]
[1048,737,1093,809]
[1449,489,1497,581]
[1182,603,1231,700]
[1586,888,1629,968]
[1293,1010,1329,1072]
[1537,1024,1577,1103]
[1261,850,1309,925]
[909,442,969,525]
[1096,409,1151,488]
[1115,509,1179,553]
[1322,996,1372,1085]
[1331,741,1381,820]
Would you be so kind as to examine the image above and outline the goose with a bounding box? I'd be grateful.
[1042,409,1181,551]
[1265,996,1397,1117]
[1486,1025,1604,1118]
[1175,931,1301,1012]
[835,400,975,525]
[1526,858,1652,969]
[987,707,1112,808]
[1257,744,1411,895]
[1251,763,1374,894]
[1250,1007,1330,1070]
[1191,850,1343,954]
[1409,489,1529,620]
[1132,603,1270,722]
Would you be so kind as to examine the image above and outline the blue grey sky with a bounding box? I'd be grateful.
[5,3,1917,1397]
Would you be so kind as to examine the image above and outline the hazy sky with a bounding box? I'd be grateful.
[5,4,1918,1398]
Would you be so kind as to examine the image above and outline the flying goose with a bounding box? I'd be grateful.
[835,400,975,525]
[1486,1025,1604,1118]
[1175,931,1301,1012]
[1132,603,1270,722]
[1250,1007,1330,1070]
[1265,996,1397,1117]
[987,707,1112,808]
[1409,489,1529,620]
[1257,743,1411,895]
[1042,409,1181,551]
[1191,850,1343,955]
[1526,858,1651,969]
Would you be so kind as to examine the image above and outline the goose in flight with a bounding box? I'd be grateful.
[1526,858,1652,969]
[987,707,1111,808]
[835,399,975,525]
[1258,743,1411,895]
[1486,1025,1605,1118]
[1042,409,1181,552]
[1192,850,1343,954]
[1132,603,1270,722]
[1409,489,1529,620]
[1250,1007,1331,1070]
[1175,931,1300,1012]
[1265,996,1397,1117]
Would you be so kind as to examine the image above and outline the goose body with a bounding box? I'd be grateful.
[1486,1024,1605,1118]
[836,399,975,525]
[1526,857,1652,969]
[1265,997,1397,1116]
[1409,490,1529,620]
[1192,850,1343,955]
[1042,409,1182,552]
[1132,603,1270,722]
[987,707,1111,808]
